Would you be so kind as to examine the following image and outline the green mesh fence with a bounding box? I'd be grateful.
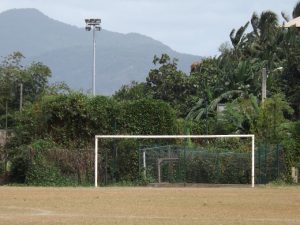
[98,139,285,186]
[138,145,251,184]
[256,144,285,184]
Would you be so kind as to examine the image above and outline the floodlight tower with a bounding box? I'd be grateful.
[85,18,101,96]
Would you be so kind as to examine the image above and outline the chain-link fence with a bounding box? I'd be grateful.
[256,144,285,184]
[0,138,286,186]
[138,145,251,184]
[99,139,286,186]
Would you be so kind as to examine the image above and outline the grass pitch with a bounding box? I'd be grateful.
[0,186,299,225]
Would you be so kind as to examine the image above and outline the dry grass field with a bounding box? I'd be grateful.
[0,186,299,225]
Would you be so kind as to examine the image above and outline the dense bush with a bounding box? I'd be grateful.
[118,99,177,135]
[8,94,178,185]
[9,139,75,186]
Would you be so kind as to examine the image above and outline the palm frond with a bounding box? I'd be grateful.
[186,98,204,120]
[230,22,249,47]
[293,1,300,18]
[187,91,243,121]
[208,90,244,112]
[281,11,290,22]
[251,12,259,36]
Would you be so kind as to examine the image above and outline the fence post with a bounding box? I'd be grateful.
[138,146,141,182]
[258,145,261,184]
[265,143,268,184]
[276,144,279,179]
[105,149,108,185]
[184,147,186,186]
[143,150,146,179]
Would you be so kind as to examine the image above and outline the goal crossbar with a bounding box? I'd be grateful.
[94,135,255,188]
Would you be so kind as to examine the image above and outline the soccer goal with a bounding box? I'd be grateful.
[94,135,255,188]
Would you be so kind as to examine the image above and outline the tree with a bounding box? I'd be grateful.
[146,54,196,116]
[113,81,152,101]
[0,52,51,124]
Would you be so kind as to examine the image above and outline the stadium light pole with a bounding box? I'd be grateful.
[85,18,101,96]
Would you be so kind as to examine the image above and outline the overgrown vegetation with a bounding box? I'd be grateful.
[1,3,300,185]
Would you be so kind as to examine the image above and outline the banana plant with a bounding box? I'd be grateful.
[186,90,243,121]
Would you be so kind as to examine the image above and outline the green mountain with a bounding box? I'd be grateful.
[0,8,201,95]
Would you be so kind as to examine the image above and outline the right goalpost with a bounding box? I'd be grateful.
[94,134,255,188]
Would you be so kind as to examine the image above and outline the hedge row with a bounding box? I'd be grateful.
[9,93,179,185]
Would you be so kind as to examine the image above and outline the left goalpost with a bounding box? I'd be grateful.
[94,134,255,188]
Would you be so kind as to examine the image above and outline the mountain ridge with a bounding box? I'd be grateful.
[0,8,202,95]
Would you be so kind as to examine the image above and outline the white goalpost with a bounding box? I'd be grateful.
[94,134,255,188]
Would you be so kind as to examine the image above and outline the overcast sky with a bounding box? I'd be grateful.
[0,0,298,56]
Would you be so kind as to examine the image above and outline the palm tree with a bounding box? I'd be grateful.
[250,11,278,40]
[293,1,300,18]
[247,11,282,73]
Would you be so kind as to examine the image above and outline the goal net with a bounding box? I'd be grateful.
[94,135,255,188]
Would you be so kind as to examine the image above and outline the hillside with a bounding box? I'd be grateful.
[0,9,201,94]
